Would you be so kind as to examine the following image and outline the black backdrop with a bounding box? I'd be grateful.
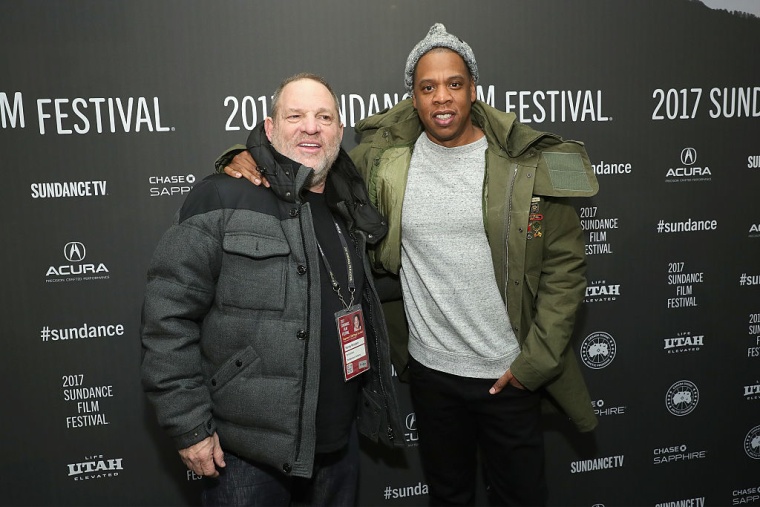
[2,1,759,505]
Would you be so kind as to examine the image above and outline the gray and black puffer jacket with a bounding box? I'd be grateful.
[141,122,404,478]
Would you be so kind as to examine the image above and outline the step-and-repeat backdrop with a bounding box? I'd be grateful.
[2,1,759,505]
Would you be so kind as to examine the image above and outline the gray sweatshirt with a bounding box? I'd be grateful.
[400,133,520,379]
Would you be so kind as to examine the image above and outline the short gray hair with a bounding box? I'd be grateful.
[270,72,341,119]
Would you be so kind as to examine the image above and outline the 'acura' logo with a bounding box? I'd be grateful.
[406,413,417,431]
[681,147,697,166]
[64,242,86,262]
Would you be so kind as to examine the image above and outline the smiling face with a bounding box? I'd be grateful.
[412,48,478,148]
[265,77,343,191]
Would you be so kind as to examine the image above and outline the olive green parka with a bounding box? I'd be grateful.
[351,99,599,432]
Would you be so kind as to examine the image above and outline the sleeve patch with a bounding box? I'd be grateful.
[542,152,593,192]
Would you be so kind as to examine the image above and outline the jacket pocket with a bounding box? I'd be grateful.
[220,232,290,310]
[208,346,260,393]
[208,346,268,426]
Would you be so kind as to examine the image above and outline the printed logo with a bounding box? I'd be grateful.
[681,147,697,165]
[383,482,429,500]
[46,242,110,283]
[732,485,760,505]
[570,455,624,474]
[404,412,418,446]
[666,262,704,308]
[592,160,632,175]
[657,218,718,234]
[30,180,108,199]
[663,332,704,354]
[665,380,700,416]
[591,399,626,417]
[652,443,707,465]
[745,426,760,459]
[652,86,759,121]
[64,242,86,262]
[739,273,760,286]
[504,88,609,123]
[655,497,704,507]
[148,173,196,197]
[67,454,123,481]
[62,373,114,429]
[580,332,617,369]
[0,91,173,135]
[584,280,620,303]
[40,322,125,343]
[744,383,760,401]
[665,147,711,183]
[579,206,617,256]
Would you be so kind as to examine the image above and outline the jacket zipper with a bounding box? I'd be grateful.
[294,202,310,465]
[504,163,518,304]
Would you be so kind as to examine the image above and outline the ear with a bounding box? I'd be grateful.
[264,117,274,141]
[469,79,476,103]
[412,90,418,109]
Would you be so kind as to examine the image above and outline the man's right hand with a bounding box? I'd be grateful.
[224,150,270,187]
[178,432,226,478]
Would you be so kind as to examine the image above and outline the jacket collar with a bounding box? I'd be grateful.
[246,123,311,203]
[356,98,553,159]
[246,123,388,244]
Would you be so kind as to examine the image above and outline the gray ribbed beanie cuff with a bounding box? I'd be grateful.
[404,23,478,94]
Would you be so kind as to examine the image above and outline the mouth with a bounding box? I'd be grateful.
[432,111,455,126]
[297,141,322,153]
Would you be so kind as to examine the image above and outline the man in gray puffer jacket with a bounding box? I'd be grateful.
[141,73,404,506]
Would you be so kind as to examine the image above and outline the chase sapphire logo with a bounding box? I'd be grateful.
[64,242,86,262]
[666,380,699,416]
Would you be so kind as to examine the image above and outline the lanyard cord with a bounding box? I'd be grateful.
[316,220,355,310]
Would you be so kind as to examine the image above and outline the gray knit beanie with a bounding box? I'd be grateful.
[404,23,479,94]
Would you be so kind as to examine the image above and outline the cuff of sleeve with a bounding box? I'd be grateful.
[214,144,247,174]
[173,418,216,450]
[509,354,548,392]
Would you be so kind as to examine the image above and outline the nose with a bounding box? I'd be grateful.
[300,114,320,134]
[433,86,452,104]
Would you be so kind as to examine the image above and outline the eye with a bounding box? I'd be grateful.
[318,114,333,125]
[422,85,434,93]
[450,81,462,89]
[286,114,301,123]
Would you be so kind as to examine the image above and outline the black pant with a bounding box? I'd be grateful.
[409,357,547,507]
